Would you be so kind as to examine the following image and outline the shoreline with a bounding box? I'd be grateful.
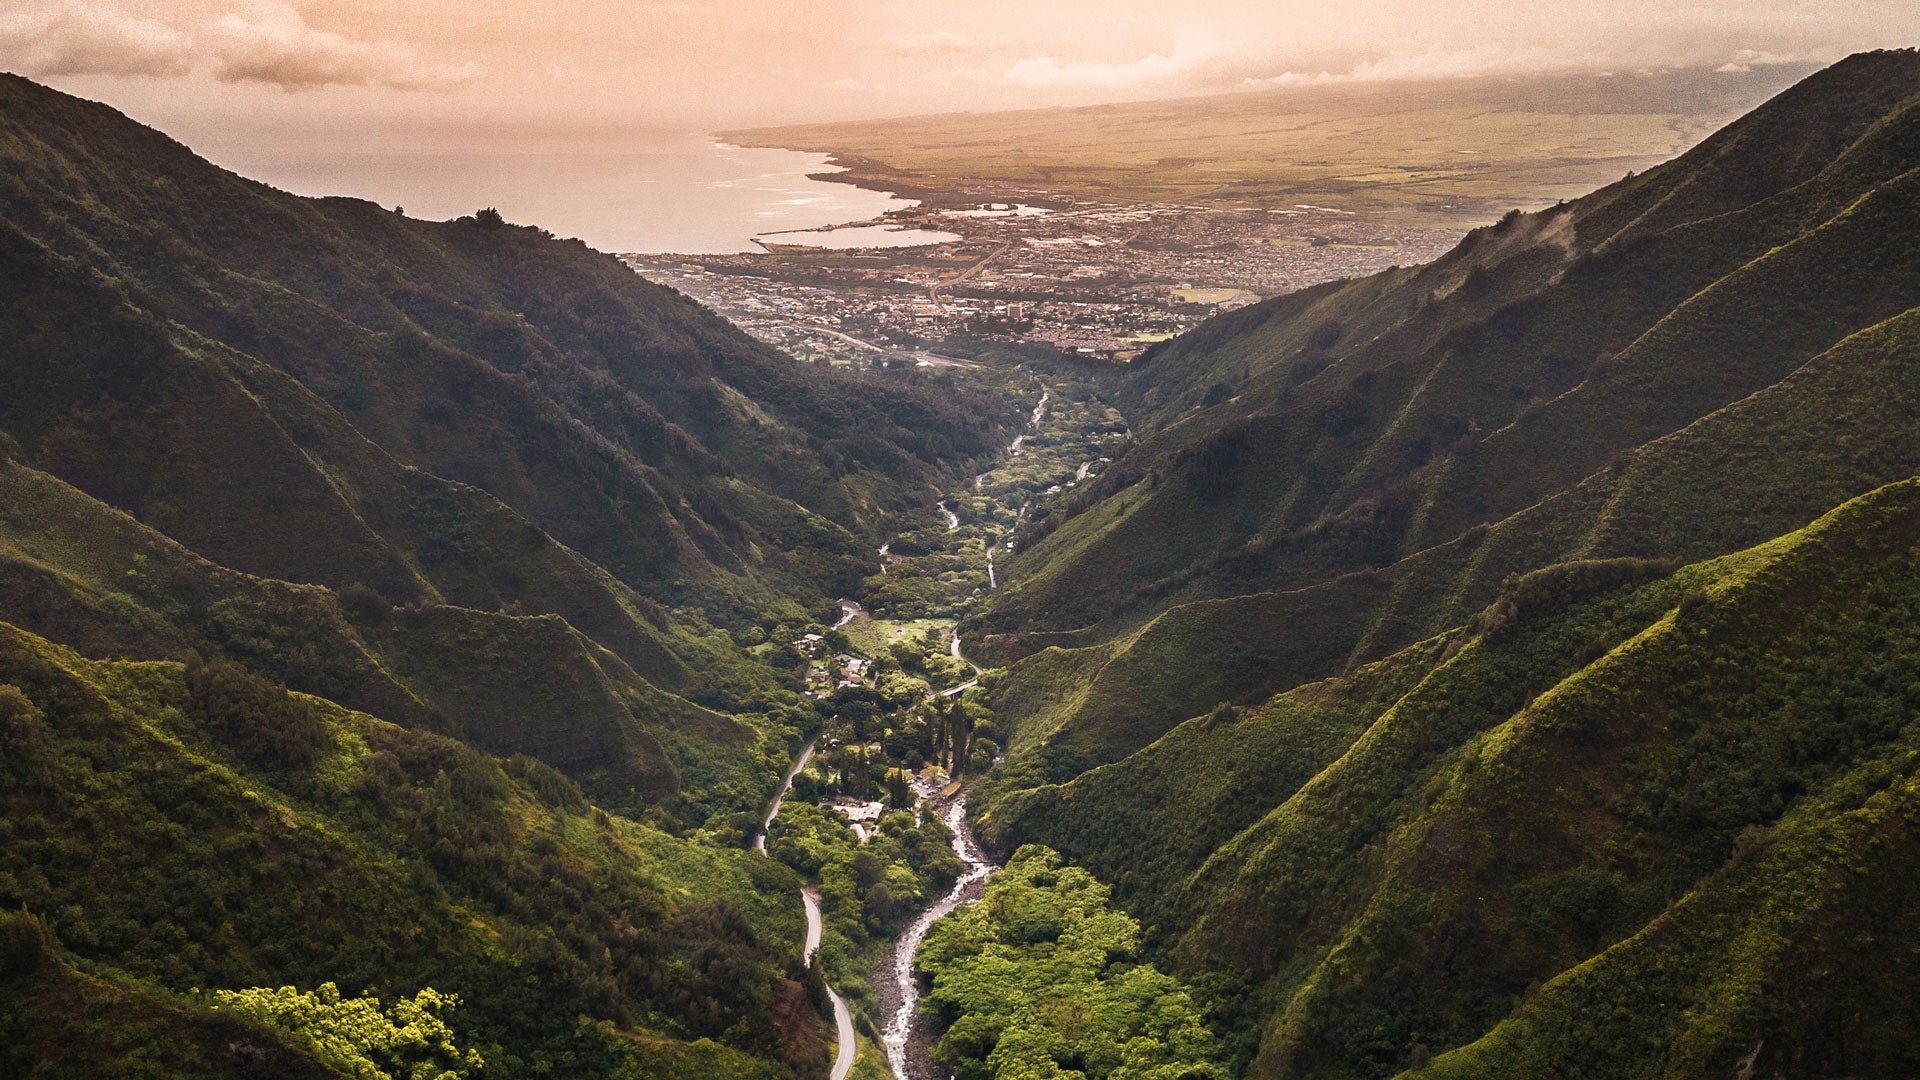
[722,132,1061,210]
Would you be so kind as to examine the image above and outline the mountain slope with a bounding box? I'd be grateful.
[0,621,815,1078]
[991,475,1920,1079]
[0,74,1007,1078]
[0,71,1008,624]
[0,72,1018,820]
[974,49,1920,780]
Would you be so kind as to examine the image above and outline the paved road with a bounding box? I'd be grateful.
[929,240,1012,305]
[802,887,856,1080]
[938,633,984,697]
[758,742,856,1080]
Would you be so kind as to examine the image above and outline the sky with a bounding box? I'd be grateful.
[3,0,1915,143]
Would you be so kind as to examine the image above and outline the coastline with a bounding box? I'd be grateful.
[719,133,1032,209]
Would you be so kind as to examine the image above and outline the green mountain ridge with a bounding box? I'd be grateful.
[8,48,1920,1080]
[974,48,1920,779]
[0,71,1018,1077]
[964,47,1920,1079]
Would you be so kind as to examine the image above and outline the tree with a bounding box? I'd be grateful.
[210,982,482,1080]
[886,769,914,810]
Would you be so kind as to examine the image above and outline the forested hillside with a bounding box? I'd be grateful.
[975,49,1920,780]
[0,73,1010,1078]
[971,48,1920,1079]
[11,47,1920,1080]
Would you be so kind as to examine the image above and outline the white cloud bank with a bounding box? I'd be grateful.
[0,1,475,90]
[1237,43,1837,90]
[0,5,192,78]
[1003,38,1217,89]
[209,4,477,90]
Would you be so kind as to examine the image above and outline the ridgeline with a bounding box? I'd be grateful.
[7,49,1920,1080]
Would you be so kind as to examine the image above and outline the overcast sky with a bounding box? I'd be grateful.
[3,0,1916,140]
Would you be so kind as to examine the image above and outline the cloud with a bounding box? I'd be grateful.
[208,3,477,90]
[1238,41,1840,91]
[1237,45,1615,90]
[1004,40,1213,89]
[0,5,192,78]
[1714,47,1827,74]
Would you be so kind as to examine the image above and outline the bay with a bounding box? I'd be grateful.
[205,130,922,255]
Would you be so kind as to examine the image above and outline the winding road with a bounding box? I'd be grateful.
[939,632,983,697]
[755,738,856,1080]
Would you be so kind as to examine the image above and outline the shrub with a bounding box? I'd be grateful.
[0,908,51,986]
[184,656,329,769]
[337,582,392,625]
[210,981,482,1080]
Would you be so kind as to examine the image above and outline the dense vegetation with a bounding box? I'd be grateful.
[973,49,1920,779]
[915,846,1227,1080]
[0,621,822,1076]
[986,474,1920,1079]
[10,50,1920,1080]
[768,800,960,1024]
[0,72,1018,1077]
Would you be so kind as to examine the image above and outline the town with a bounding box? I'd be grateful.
[624,192,1462,365]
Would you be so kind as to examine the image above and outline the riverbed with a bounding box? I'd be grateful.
[878,794,996,1080]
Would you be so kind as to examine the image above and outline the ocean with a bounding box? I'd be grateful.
[204,130,922,255]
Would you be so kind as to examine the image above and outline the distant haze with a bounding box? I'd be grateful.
[4,0,1914,134]
[3,1,1913,245]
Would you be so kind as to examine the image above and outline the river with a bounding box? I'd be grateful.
[799,386,1046,1077]
[879,795,996,1080]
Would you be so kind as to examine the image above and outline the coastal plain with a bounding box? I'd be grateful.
[646,66,1822,371]
[728,66,1817,223]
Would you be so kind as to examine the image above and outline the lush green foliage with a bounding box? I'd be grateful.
[916,846,1227,1080]
[967,62,1920,1066]
[208,982,480,1080]
[768,796,961,1029]
[977,50,1920,777]
[996,476,1920,1079]
[0,622,812,1078]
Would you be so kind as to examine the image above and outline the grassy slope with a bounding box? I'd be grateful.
[998,475,1920,1079]
[973,51,1920,777]
[0,452,788,822]
[980,635,1449,942]
[1203,476,1920,1079]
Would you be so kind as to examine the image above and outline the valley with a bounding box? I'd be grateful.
[6,46,1920,1080]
